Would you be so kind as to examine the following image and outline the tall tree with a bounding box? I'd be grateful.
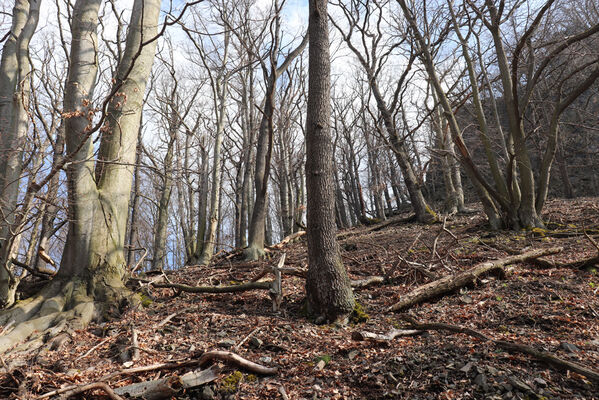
[305,0,354,323]
[242,2,309,260]
[0,0,167,352]
[0,0,41,307]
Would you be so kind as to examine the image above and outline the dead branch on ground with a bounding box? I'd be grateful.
[398,314,599,383]
[388,247,563,312]
[351,328,422,342]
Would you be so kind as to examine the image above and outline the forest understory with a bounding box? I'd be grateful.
[1,197,598,400]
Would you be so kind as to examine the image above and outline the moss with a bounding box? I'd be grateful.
[138,293,153,308]
[424,204,438,223]
[350,302,369,324]
[219,370,243,394]
[245,374,257,383]
[314,354,332,365]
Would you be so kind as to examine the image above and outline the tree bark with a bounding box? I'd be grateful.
[304,0,354,323]
[0,0,41,308]
[59,0,161,298]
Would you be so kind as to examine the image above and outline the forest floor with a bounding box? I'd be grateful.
[2,198,599,399]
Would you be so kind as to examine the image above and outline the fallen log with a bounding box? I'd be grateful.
[387,247,562,312]
[398,314,599,384]
[114,366,218,400]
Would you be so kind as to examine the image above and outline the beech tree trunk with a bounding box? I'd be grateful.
[0,0,41,307]
[59,0,161,299]
[305,0,354,323]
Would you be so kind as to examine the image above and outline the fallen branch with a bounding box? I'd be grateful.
[530,255,599,270]
[153,307,194,329]
[350,276,385,288]
[198,350,278,375]
[59,382,123,400]
[268,231,306,250]
[398,314,599,383]
[388,247,563,312]
[351,328,422,342]
[114,366,218,399]
[38,359,206,399]
[152,280,271,293]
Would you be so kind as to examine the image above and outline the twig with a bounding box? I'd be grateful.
[583,224,599,253]
[130,248,148,275]
[278,384,290,400]
[74,336,114,362]
[154,307,193,329]
[235,327,262,350]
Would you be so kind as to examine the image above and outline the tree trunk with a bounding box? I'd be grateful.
[60,0,160,301]
[198,79,228,265]
[305,0,354,323]
[151,133,176,271]
[126,131,143,267]
[0,0,41,308]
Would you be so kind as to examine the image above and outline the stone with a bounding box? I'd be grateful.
[200,386,215,400]
[508,377,532,392]
[249,337,263,348]
[560,342,579,353]
[218,339,236,349]
[474,373,488,390]
[486,366,500,375]
[348,350,359,360]
[460,362,474,373]
[533,377,547,387]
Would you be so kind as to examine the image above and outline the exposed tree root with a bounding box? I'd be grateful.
[398,314,599,383]
[387,247,563,312]
[198,350,278,375]
[0,278,136,354]
[59,382,124,400]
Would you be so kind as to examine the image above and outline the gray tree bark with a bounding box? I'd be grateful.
[305,0,354,323]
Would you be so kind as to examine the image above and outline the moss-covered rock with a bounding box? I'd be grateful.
[219,370,243,394]
[350,302,369,324]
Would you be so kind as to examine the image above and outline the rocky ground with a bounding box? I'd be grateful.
[1,198,598,399]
